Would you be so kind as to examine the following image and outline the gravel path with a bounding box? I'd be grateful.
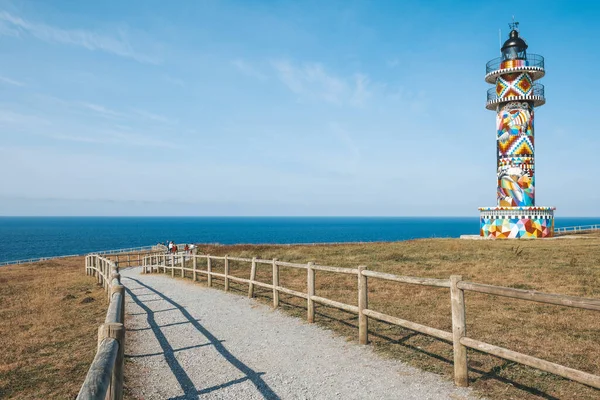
[122,267,478,400]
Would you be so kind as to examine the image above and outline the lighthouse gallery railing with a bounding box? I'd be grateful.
[486,53,545,74]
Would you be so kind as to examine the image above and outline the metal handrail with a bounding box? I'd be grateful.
[0,254,85,266]
[486,53,545,74]
[0,244,164,267]
[555,224,600,233]
[95,244,163,255]
[486,82,544,103]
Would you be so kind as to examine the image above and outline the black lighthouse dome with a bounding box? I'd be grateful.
[485,22,544,84]
[501,29,528,61]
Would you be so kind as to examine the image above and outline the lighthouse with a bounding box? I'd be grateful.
[479,22,555,238]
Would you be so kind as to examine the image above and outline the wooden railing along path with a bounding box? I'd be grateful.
[143,253,600,390]
[76,248,178,400]
[76,254,126,400]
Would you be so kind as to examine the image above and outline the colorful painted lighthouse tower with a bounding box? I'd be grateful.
[479,22,555,238]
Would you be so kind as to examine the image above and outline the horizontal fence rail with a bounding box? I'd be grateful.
[94,244,164,255]
[142,253,600,391]
[0,253,87,266]
[77,255,126,400]
[0,244,166,267]
[554,224,600,234]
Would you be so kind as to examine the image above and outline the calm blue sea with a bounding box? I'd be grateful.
[1,216,599,263]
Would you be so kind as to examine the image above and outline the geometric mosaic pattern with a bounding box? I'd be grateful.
[496,72,533,99]
[497,171,534,206]
[498,134,534,156]
[498,156,534,174]
[480,216,554,238]
[507,135,534,156]
[496,101,535,207]
[497,102,534,144]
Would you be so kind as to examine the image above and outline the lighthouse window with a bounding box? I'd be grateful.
[502,48,527,61]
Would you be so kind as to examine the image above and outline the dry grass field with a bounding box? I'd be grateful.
[0,257,107,399]
[160,234,600,400]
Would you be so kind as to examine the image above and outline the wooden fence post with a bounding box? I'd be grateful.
[248,257,257,298]
[138,254,140,266]
[103,260,108,290]
[171,254,174,278]
[224,255,230,291]
[181,254,185,277]
[358,265,368,345]
[450,275,468,387]
[272,259,279,308]
[98,323,125,400]
[127,254,130,267]
[207,256,212,287]
[307,262,315,323]
[99,259,103,286]
[193,256,197,281]
[116,255,119,268]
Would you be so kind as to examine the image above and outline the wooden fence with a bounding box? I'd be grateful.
[77,255,126,400]
[142,253,600,390]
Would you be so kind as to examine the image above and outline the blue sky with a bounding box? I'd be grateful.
[1,0,599,216]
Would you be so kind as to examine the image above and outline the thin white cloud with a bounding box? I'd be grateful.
[0,110,50,125]
[0,11,159,64]
[271,60,369,106]
[79,102,123,118]
[0,74,24,86]
[232,59,267,81]
[77,101,176,125]
[133,109,176,124]
[43,128,179,149]
[350,74,372,106]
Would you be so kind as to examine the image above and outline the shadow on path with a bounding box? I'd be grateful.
[125,276,280,400]
[248,285,560,400]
